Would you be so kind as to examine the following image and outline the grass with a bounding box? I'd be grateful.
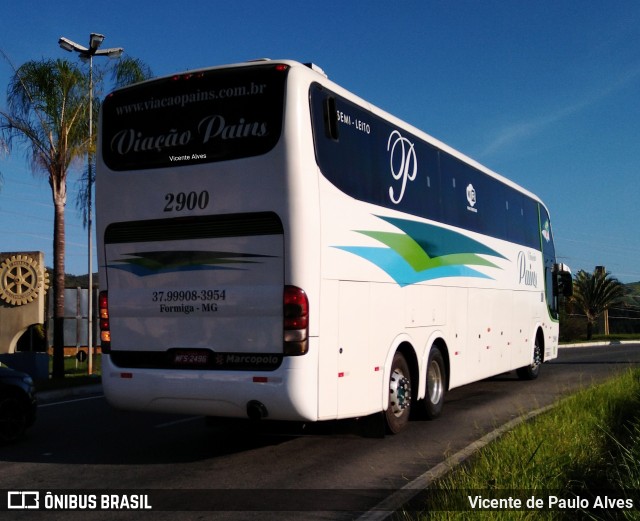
[398,369,640,520]
[35,355,102,392]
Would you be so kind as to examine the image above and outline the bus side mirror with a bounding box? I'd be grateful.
[559,272,573,297]
[554,264,573,297]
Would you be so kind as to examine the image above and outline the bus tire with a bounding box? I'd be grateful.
[516,337,542,380]
[385,352,412,434]
[423,346,446,420]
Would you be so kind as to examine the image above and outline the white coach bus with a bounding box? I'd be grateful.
[96,59,571,433]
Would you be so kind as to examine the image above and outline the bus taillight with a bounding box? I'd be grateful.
[283,285,309,356]
[99,291,111,353]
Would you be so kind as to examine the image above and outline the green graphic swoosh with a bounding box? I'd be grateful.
[335,216,506,286]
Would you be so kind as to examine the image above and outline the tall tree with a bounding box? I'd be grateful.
[1,58,88,378]
[0,56,152,378]
[572,268,625,340]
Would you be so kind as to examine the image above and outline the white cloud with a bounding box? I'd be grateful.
[479,63,640,158]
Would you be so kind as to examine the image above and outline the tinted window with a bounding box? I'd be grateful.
[310,83,541,249]
[439,153,507,239]
[101,64,288,171]
[540,206,559,316]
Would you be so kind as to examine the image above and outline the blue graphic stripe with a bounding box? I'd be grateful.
[107,250,272,277]
[337,246,493,287]
[106,263,246,277]
[335,216,505,286]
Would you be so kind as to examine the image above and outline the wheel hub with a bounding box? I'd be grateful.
[389,369,411,417]
[428,359,444,404]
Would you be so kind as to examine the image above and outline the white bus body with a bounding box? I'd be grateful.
[96,60,570,432]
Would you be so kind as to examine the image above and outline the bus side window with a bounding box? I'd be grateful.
[323,96,339,141]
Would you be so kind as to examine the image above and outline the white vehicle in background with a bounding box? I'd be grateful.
[96,59,572,433]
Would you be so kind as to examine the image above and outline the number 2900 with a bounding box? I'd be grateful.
[164,191,210,212]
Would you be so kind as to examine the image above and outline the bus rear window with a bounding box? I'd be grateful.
[101,64,288,171]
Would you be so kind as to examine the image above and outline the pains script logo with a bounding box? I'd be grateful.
[387,130,417,204]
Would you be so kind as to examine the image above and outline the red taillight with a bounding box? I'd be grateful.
[99,291,111,353]
[283,286,309,356]
[284,286,309,329]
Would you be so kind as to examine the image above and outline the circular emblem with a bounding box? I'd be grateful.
[466,184,477,207]
[0,255,49,306]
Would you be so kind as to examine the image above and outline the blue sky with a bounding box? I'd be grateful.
[1,0,639,281]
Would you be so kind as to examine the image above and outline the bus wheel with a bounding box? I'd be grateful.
[517,338,542,380]
[423,346,446,419]
[385,352,412,434]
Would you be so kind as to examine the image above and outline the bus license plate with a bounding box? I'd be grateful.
[173,350,210,366]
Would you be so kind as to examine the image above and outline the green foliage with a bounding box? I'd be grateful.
[570,270,625,340]
[401,370,640,520]
[1,52,152,378]
[37,355,101,392]
[1,57,97,378]
[1,58,88,178]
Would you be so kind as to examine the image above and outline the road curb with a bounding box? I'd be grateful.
[37,384,103,404]
[357,404,556,521]
[358,342,640,519]
[560,340,639,349]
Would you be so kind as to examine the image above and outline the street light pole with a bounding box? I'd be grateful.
[58,33,123,375]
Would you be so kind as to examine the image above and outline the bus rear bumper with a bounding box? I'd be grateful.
[101,351,318,422]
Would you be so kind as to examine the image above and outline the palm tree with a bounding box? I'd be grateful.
[1,58,88,378]
[1,56,152,378]
[572,268,625,340]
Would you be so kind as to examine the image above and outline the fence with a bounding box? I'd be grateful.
[47,287,98,354]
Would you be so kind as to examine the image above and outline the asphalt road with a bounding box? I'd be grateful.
[2,344,640,520]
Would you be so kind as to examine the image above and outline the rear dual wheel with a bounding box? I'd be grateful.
[384,346,446,434]
[423,346,446,420]
[385,353,412,434]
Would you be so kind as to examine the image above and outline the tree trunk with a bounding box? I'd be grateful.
[51,190,66,379]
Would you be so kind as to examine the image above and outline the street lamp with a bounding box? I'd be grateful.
[58,33,123,375]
